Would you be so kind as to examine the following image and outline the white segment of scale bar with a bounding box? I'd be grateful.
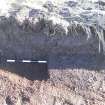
[6,60,47,63]
[22,60,47,63]
[7,60,15,62]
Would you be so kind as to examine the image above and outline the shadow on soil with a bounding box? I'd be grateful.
[48,54,105,71]
[0,54,104,81]
[0,61,49,81]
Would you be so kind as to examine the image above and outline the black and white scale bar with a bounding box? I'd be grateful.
[6,60,47,63]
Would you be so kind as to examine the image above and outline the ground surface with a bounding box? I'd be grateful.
[0,0,105,105]
[0,55,105,105]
